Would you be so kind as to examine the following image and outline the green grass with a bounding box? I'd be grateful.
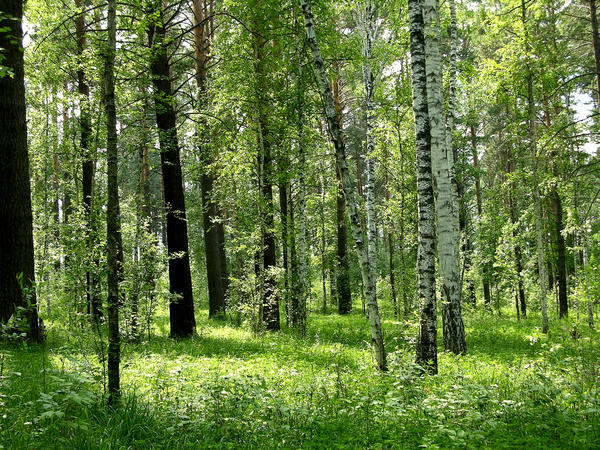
[1,306,599,449]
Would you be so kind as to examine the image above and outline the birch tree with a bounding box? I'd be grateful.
[423,0,466,354]
[408,0,437,373]
[360,0,378,324]
[300,0,386,371]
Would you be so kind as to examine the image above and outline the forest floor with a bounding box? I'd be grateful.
[1,304,599,449]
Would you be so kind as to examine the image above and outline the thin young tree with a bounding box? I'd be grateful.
[301,0,386,371]
[104,0,120,405]
[361,0,378,326]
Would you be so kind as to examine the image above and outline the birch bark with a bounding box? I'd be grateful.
[361,0,378,319]
[408,0,437,373]
[423,0,465,354]
[301,0,386,370]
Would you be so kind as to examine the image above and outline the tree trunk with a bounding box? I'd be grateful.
[295,11,308,333]
[522,0,548,332]
[253,18,280,332]
[408,0,437,373]
[423,0,465,354]
[301,0,386,370]
[75,0,101,321]
[0,0,40,341]
[553,190,568,318]
[194,0,227,319]
[332,78,352,315]
[148,11,196,338]
[362,0,378,329]
[507,143,526,317]
[470,126,491,307]
[589,0,600,110]
[104,0,121,405]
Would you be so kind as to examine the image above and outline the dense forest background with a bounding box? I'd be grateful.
[1,0,599,447]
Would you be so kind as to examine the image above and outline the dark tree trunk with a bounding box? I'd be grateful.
[104,0,121,405]
[260,123,279,330]
[194,0,227,319]
[0,0,40,341]
[75,0,101,321]
[148,15,196,338]
[553,191,568,317]
[252,20,280,331]
[202,173,226,318]
[332,78,352,315]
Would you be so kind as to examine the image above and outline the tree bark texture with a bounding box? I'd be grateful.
[362,0,378,326]
[423,0,466,354]
[148,11,196,337]
[408,0,437,373]
[553,190,568,318]
[0,0,40,341]
[301,0,386,371]
[332,78,352,315]
[194,0,227,318]
[253,16,280,332]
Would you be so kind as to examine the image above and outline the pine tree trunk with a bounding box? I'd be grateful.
[589,0,600,110]
[252,20,280,332]
[553,190,568,318]
[194,0,227,318]
[423,0,465,354]
[0,0,40,341]
[332,78,352,315]
[148,11,196,338]
[75,0,101,321]
[408,0,437,373]
[104,0,121,405]
[301,0,386,370]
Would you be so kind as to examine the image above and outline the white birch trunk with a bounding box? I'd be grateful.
[301,0,386,370]
[423,0,466,354]
[361,0,378,328]
[408,0,438,373]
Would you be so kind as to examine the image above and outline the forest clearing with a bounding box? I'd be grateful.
[1,0,600,447]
